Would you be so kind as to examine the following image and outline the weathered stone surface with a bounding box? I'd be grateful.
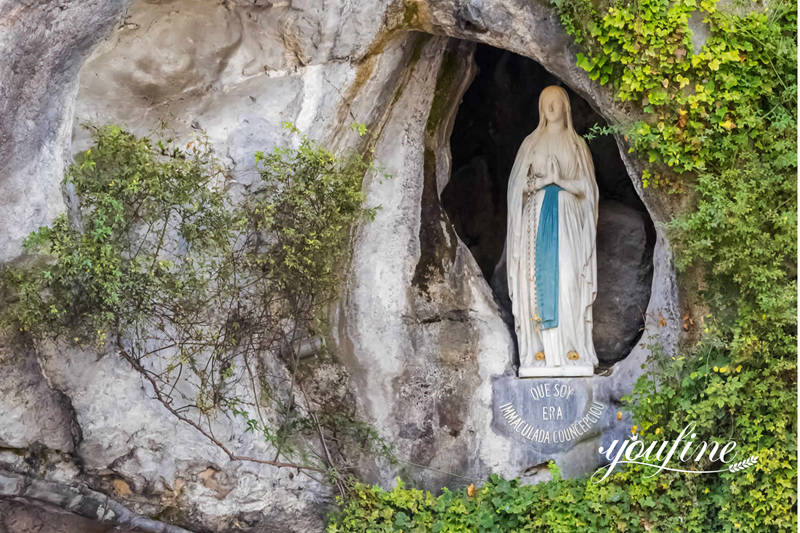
[0,0,129,263]
[0,342,75,452]
[594,199,654,364]
[33,340,334,533]
[0,500,139,533]
[0,0,683,530]
[0,468,190,533]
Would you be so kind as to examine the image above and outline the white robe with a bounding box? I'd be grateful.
[506,131,599,376]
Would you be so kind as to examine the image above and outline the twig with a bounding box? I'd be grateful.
[115,336,323,473]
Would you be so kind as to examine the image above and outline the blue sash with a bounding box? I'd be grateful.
[536,184,561,329]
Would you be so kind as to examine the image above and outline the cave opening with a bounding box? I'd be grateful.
[441,44,656,367]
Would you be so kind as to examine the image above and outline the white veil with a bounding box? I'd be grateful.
[506,86,599,360]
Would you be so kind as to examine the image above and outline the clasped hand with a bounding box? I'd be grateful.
[523,154,560,193]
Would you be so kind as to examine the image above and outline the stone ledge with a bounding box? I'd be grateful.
[518,365,595,377]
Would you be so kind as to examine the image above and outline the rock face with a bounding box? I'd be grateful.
[594,200,655,364]
[0,500,139,533]
[0,0,682,531]
[0,0,128,263]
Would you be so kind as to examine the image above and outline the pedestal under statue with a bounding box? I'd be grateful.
[506,85,599,377]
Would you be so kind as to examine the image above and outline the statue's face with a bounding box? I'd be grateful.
[542,94,565,126]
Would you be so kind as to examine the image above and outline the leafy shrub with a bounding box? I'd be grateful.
[555,1,797,528]
[328,465,653,533]
[1,123,378,478]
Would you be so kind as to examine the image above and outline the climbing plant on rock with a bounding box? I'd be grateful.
[555,0,795,177]
[0,124,383,489]
[553,0,798,530]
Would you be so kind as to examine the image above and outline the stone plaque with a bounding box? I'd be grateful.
[492,375,606,454]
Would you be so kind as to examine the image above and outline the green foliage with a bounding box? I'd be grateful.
[627,345,796,531]
[561,0,797,528]
[1,123,379,475]
[549,1,796,527]
[329,427,791,532]
[558,0,796,178]
[4,125,231,346]
[667,148,796,362]
[583,122,621,141]
[331,0,796,530]
[250,122,376,309]
[327,472,672,533]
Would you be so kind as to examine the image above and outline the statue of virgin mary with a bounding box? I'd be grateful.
[506,85,599,377]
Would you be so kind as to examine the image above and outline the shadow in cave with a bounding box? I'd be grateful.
[442,44,656,367]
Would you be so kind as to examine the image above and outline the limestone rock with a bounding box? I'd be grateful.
[594,199,654,364]
[0,343,75,453]
[0,500,137,533]
[0,0,129,263]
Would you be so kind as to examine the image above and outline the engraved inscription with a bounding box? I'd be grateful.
[492,377,609,450]
[499,400,606,444]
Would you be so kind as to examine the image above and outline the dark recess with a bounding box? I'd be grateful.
[442,44,656,366]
